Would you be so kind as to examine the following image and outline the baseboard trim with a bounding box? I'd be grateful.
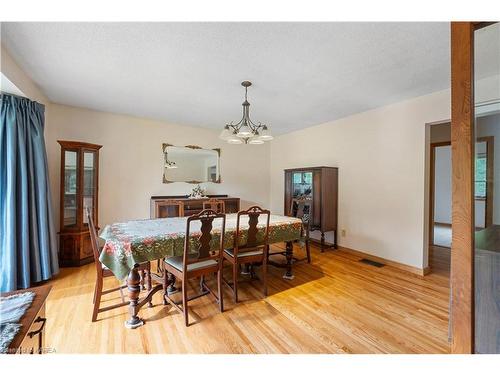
[338,246,429,277]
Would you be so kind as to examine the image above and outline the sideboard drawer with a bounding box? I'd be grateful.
[17,304,46,354]
[1,285,51,355]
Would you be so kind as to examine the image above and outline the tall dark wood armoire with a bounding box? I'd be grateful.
[58,140,102,266]
[284,166,338,250]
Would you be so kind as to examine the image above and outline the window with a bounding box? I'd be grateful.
[475,153,487,198]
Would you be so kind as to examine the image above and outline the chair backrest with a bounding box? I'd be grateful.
[290,198,312,224]
[86,207,103,272]
[234,206,270,255]
[202,198,225,213]
[183,209,226,270]
[156,199,185,218]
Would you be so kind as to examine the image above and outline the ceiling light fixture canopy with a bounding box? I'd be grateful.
[219,81,273,144]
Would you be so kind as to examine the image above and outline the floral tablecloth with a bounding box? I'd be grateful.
[99,214,302,280]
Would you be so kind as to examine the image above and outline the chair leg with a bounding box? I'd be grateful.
[92,278,103,322]
[217,268,224,313]
[92,282,97,305]
[306,240,311,264]
[262,260,268,297]
[182,279,189,327]
[163,267,169,305]
[146,269,152,291]
[199,275,205,293]
[232,262,239,303]
[146,270,153,308]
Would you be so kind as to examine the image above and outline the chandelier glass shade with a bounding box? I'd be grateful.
[219,81,273,144]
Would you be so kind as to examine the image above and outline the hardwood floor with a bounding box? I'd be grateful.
[429,245,451,277]
[44,243,450,353]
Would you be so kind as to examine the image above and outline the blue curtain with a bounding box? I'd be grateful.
[0,93,59,292]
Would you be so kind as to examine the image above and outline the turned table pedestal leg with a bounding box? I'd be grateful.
[283,241,294,280]
[125,265,144,329]
[167,272,177,294]
[241,264,251,275]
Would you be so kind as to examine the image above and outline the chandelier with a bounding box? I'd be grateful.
[219,81,273,144]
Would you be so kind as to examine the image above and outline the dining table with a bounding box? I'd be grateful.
[99,213,303,328]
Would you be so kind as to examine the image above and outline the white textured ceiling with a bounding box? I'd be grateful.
[1,22,452,134]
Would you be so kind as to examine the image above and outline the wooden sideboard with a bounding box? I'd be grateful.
[2,285,51,354]
[150,195,240,218]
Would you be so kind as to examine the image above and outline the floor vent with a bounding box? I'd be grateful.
[359,258,385,268]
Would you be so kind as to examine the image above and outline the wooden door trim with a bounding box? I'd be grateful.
[450,21,475,354]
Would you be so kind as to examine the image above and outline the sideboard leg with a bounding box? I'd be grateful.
[320,232,325,252]
[125,265,144,329]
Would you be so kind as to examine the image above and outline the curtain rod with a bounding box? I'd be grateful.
[0,91,46,111]
[0,90,29,99]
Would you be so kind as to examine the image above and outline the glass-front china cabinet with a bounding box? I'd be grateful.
[58,140,101,266]
[284,167,338,250]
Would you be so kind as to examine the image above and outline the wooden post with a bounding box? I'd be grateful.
[450,21,475,354]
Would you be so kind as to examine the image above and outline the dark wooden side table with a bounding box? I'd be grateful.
[1,285,52,354]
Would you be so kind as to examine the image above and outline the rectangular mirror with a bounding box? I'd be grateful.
[163,144,221,183]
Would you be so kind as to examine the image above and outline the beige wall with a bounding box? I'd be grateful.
[46,104,270,227]
[270,90,451,270]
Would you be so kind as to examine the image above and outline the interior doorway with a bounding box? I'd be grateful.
[430,139,452,248]
[428,121,496,273]
[427,122,452,276]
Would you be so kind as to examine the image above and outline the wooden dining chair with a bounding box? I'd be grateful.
[202,198,225,214]
[222,206,270,303]
[268,198,312,264]
[87,208,152,322]
[290,198,312,263]
[162,209,226,326]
